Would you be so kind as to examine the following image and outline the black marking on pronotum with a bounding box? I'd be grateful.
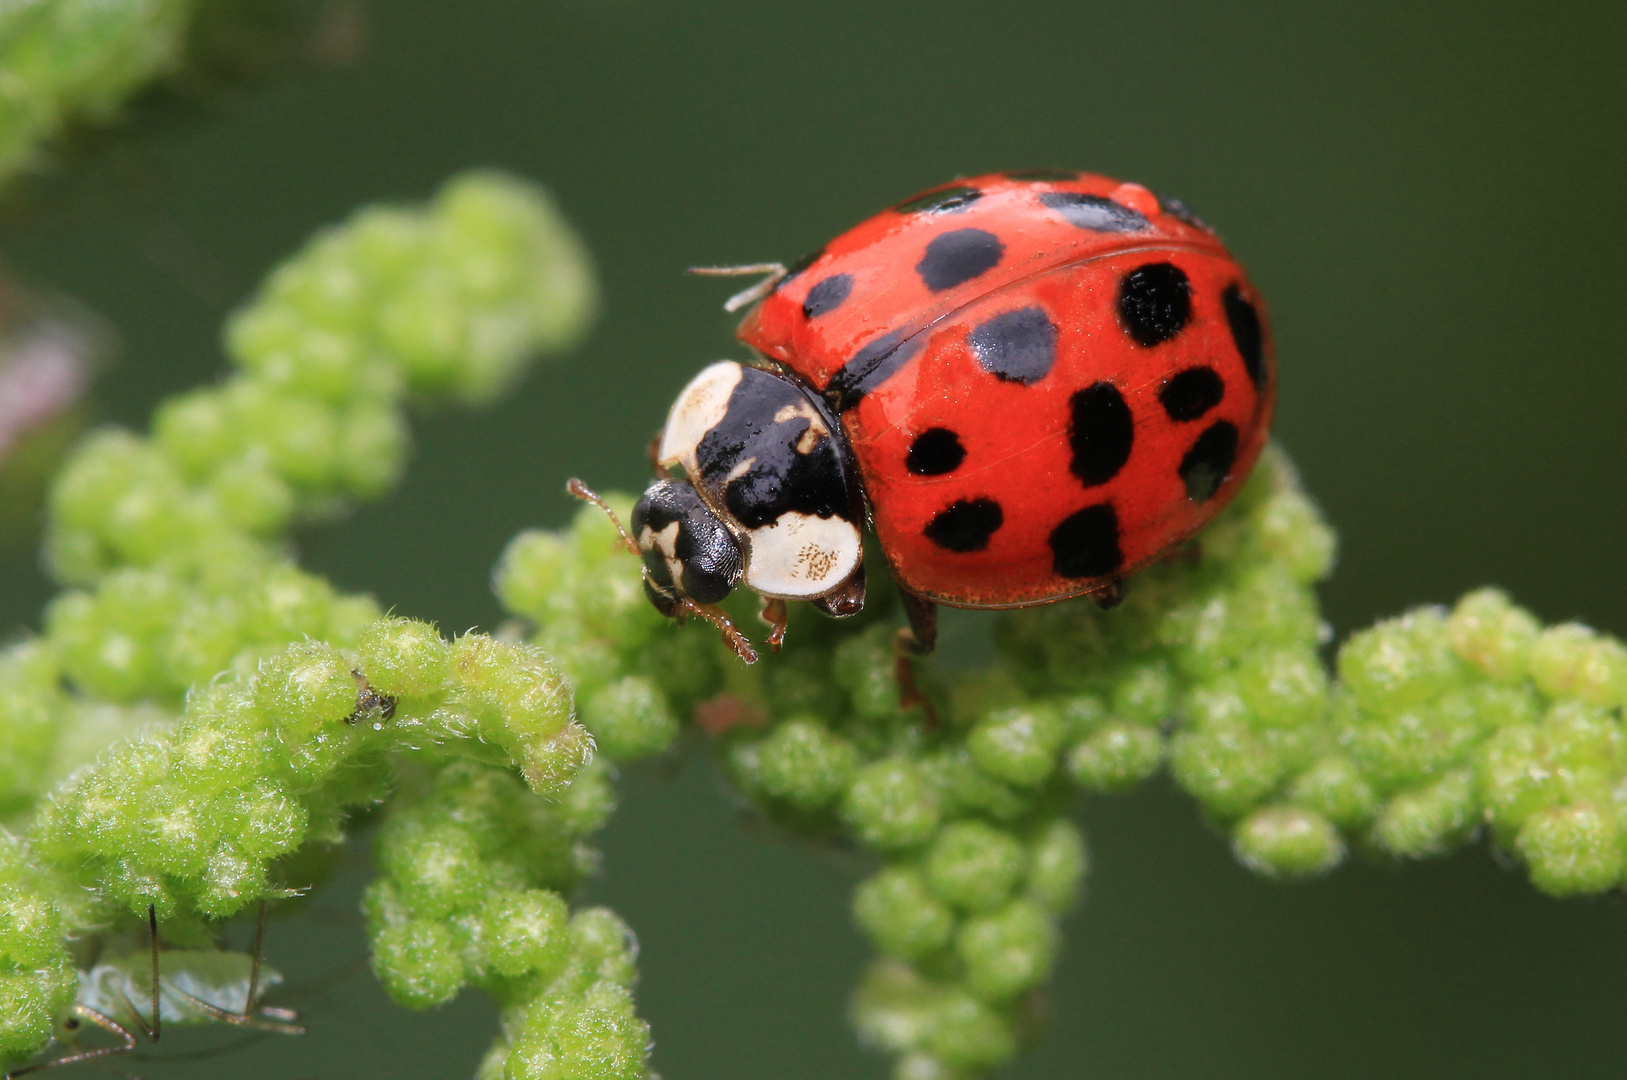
[1156,192,1212,233]
[1159,366,1225,422]
[1179,420,1239,502]
[915,228,1004,292]
[1117,262,1192,347]
[826,328,926,412]
[924,498,1003,553]
[802,273,853,319]
[895,185,983,214]
[1005,168,1081,182]
[1050,503,1122,578]
[631,478,743,604]
[969,306,1057,385]
[694,367,862,530]
[1038,192,1150,233]
[906,428,966,476]
[1069,382,1133,487]
[773,247,825,292]
[1223,284,1265,387]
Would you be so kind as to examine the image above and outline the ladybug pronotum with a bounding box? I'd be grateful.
[575,171,1274,663]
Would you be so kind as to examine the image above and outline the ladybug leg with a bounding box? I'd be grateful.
[897,588,938,655]
[646,435,671,479]
[760,597,789,652]
[686,262,789,312]
[893,589,939,724]
[675,598,760,665]
[1089,579,1125,610]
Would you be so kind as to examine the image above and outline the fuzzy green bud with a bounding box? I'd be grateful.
[1065,722,1163,793]
[1369,770,1475,858]
[473,888,571,979]
[580,676,678,762]
[1515,802,1623,896]
[1025,818,1087,913]
[1337,608,1467,714]
[1529,624,1627,708]
[371,918,467,1009]
[1286,755,1378,829]
[967,704,1066,787]
[853,866,956,960]
[1233,806,1344,878]
[926,821,1026,913]
[842,758,943,851]
[359,617,451,698]
[1447,588,1540,681]
[955,897,1056,1000]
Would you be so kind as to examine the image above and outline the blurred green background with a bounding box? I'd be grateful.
[3,1,1626,1077]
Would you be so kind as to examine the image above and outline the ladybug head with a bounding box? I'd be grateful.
[631,478,743,616]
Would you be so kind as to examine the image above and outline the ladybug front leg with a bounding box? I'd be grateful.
[760,596,789,652]
[893,588,938,724]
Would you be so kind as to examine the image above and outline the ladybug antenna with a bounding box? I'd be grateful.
[566,478,640,555]
[687,262,788,313]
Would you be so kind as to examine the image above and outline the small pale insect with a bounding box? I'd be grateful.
[7,905,302,1079]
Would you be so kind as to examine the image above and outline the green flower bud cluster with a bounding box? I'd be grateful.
[364,760,650,1080]
[2,174,606,1072]
[0,0,196,184]
[1,619,593,1064]
[0,831,76,1065]
[49,169,592,584]
[495,442,1627,1077]
[494,508,1093,1077]
[496,502,718,765]
[28,622,585,920]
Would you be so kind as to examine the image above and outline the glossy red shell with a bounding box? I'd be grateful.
[735,171,1275,608]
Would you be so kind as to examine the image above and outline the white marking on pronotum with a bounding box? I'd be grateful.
[743,511,863,599]
[657,361,742,474]
[772,399,829,454]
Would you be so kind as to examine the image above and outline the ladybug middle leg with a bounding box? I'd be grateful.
[893,589,939,724]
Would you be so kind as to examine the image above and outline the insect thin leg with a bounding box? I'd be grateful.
[3,1007,136,1078]
[120,905,160,1045]
[677,598,760,664]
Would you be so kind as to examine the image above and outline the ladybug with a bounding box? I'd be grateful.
[574,171,1274,663]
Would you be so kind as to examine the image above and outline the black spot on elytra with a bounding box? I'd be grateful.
[895,185,983,214]
[1005,168,1081,182]
[1118,262,1192,347]
[1069,383,1133,487]
[1050,503,1122,578]
[802,274,853,319]
[1156,193,1212,233]
[1159,366,1225,422]
[631,479,742,605]
[1039,192,1150,233]
[826,329,926,412]
[924,498,1003,553]
[694,367,863,530]
[774,247,825,292]
[907,429,966,475]
[1179,421,1239,502]
[969,306,1057,385]
[916,228,1004,293]
[1223,284,1265,387]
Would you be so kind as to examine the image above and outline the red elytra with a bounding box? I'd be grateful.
[734,170,1274,609]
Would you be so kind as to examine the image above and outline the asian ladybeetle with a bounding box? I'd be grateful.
[574,171,1274,662]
